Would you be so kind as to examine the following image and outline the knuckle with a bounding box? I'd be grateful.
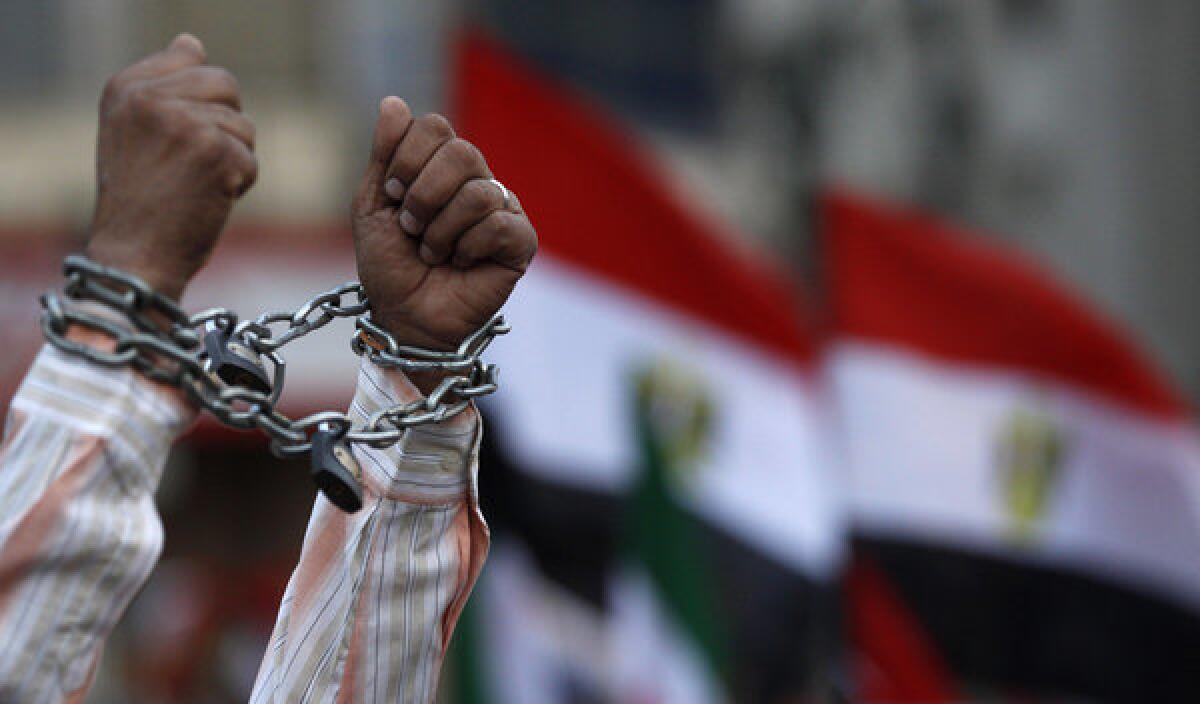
[404,188,435,218]
[157,103,196,137]
[457,235,481,258]
[444,138,481,170]
[221,109,255,144]
[491,211,518,240]
[213,66,240,91]
[462,180,496,214]
[417,112,455,139]
[123,84,157,116]
[119,89,174,131]
[387,159,413,181]
[237,154,259,191]
[526,224,539,258]
[193,127,230,161]
[242,118,257,147]
[387,152,418,181]
[210,67,241,100]
[100,74,128,108]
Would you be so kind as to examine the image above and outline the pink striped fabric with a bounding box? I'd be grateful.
[0,339,487,703]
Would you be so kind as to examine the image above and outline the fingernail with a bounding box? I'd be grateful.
[399,210,423,235]
[385,178,405,200]
[419,243,437,264]
[171,33,205,57]
[380,95,403,113]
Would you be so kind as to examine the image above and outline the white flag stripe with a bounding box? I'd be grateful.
[486,255,846,577]
[611,568,724,703]
[832,340,1200,610]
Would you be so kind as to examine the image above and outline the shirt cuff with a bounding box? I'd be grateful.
[345,358,481,504]
[10,343,194,493]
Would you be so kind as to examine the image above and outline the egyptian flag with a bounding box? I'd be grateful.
[823,191,1200,701]
[443,30,847,703]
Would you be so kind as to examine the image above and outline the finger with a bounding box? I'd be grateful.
[145,66,241,109]
[222,135,259,198]
[384,112,455,201]
[120,34,207,83]
[399,138,491,239]
[353,96,413,215]
[451,211,538,271]
[504,189,524,215]
[420,178,507,264]
[191,103,255,149]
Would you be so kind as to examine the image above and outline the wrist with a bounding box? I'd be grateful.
[405,368,460,398]
[373,320,459,354]
[85,242,190,303]
[355,327,462,397]
[56,300,196,418]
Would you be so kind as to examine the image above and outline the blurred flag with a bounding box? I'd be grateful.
[823,191,1200,701]
[447,30,846,703]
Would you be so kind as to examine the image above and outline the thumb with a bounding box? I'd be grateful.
[169,32,207,62]
[354,96,413,215]
[120,32,206,83]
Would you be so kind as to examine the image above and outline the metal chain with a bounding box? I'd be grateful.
[40,255,507,458]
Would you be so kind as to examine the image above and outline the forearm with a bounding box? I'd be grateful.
[0,342,191,701]
[251,360,488,703]
[0,31,265,703]
[249,81,533,704]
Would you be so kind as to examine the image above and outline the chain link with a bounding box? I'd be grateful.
[41,255,507,458]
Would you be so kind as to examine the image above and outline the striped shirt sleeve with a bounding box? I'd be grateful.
[0,342,193,703]
[249,358,489,703]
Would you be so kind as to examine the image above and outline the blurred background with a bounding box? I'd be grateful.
[1,1,1198,702]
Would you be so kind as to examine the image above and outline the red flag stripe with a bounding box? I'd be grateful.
[822,190,1189,421]
[450,28,815,367]
[847,557,960,703]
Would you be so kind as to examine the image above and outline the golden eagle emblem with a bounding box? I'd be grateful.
[996,406,1066,543]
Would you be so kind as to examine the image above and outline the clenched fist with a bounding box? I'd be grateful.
[86,34,257,301]
[352,97,537,353]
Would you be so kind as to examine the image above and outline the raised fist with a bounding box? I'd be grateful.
[86,34,257,301]
[351,97,537,353]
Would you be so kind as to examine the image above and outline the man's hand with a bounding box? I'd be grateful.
[86,34,257,301]
[352,97,537,352]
